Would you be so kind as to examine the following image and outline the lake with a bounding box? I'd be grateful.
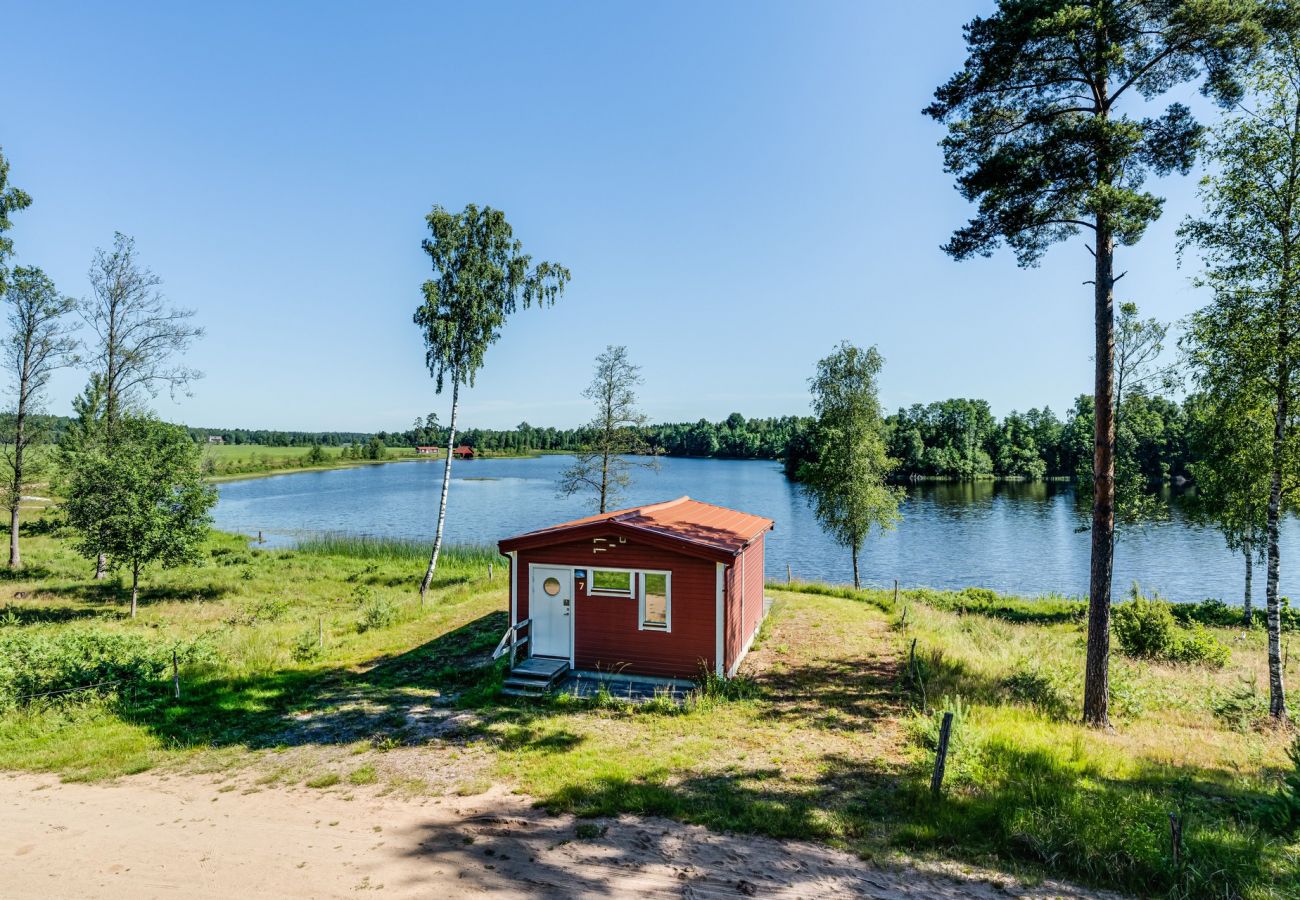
[212,455,1299,602]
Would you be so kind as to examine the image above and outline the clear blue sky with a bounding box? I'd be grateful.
[2,1,1209,432]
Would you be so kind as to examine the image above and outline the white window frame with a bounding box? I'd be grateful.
[588,566,636,598]
[638,569,672,632]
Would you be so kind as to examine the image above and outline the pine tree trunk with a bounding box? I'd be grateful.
[1266,371,1289,720]
[130,562,139,619]
[1083,215,1116,729]
[1243,544,1253,628]
[419,376,459,604]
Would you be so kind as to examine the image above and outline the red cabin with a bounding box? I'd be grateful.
[497,497,773,687]
[452,445,475,459]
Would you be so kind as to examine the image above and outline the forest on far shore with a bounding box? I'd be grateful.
[175,391,1191,487]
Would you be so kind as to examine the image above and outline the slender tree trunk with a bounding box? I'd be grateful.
[851,547,860,590]
[1083,214,1116,729]
[1243,543,1253,628]
[8,409,22,569]
[7,502,18,569]
[419,375,459,604]
[1266,370,1290,720]
[599,446,609,514]
[130,561,139,618]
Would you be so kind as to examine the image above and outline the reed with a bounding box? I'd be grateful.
[294,532,504,567]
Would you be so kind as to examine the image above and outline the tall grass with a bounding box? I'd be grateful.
[294,533,504,567]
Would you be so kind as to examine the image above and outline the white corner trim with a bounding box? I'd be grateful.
[715,563,725,676]
[508,551,518,625]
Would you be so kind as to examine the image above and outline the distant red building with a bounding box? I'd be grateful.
[452,445,475,459]
[415,445,439,455]
[497,497,772,682]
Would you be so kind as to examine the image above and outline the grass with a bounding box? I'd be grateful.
[295,533,505,567]
[200,444,427,481]
[0,517,1297,896]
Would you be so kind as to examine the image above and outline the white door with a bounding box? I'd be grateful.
[530,567,572,659]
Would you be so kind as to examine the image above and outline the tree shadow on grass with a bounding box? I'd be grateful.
[126,611,511,752]
[519,738,1290,899]
[38,580,234,606]
[0,603,123,625]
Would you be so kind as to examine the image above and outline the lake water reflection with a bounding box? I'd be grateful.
[212,455,1299,602]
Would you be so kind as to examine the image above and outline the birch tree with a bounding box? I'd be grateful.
[413,204,569,602]
[800,342,903,590]
[927,0,1268,727]
[80,233,202,577]
[1181,36,1300,720]
[559,344,657,513]
[1,267,78,567]
[63,416,216,618]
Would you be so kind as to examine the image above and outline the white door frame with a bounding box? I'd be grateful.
[528,564,575,665]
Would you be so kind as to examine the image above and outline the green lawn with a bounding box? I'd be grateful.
[200,443,426,479]
[0,524,1297,897]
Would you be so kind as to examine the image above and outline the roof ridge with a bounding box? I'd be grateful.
[613,495,691,521]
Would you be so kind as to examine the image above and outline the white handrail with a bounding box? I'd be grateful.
[492,619,531,663]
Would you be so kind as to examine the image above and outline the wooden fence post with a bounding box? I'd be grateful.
[488,562,494,581]
[909,637,917,676]
[172,650,180,699]
[786,564,792,585]
[930,711,953,797]
[1169,812,1182,867]
[894,579,899,607]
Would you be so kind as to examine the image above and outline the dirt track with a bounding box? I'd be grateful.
[0,773,1111,898]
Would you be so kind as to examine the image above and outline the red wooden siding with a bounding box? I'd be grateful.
[721,534,766,674]
[514,534,719,679]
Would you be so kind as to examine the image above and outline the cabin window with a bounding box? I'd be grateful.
[639,571,670,631]
[590,568,633,597]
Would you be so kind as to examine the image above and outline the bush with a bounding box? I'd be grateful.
[0,627,215,709]
[1265,735,1300,834]
[1112,587,1230,667]
[355,589,399,633]
[1210,679,1268,732]
[291,626,323,662]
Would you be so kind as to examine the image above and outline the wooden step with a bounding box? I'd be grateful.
[503,657,570,698]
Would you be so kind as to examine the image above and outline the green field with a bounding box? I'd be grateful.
[199,443,425,479]
[0,519,1297,896]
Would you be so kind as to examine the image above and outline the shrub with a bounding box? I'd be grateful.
[291,626,323,662]
[1265,735,1300,834]
[0,627,215,709]
[1210,679,1268,732]
[1001,662,1072,721]
[1112,587,1229,667]
[355,589,399,633]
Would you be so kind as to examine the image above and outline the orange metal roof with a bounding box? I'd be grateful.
[499,496,774,559]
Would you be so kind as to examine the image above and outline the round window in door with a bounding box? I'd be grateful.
[542,577,562,597]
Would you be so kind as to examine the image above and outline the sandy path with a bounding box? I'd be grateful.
[0,773,1110,899]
